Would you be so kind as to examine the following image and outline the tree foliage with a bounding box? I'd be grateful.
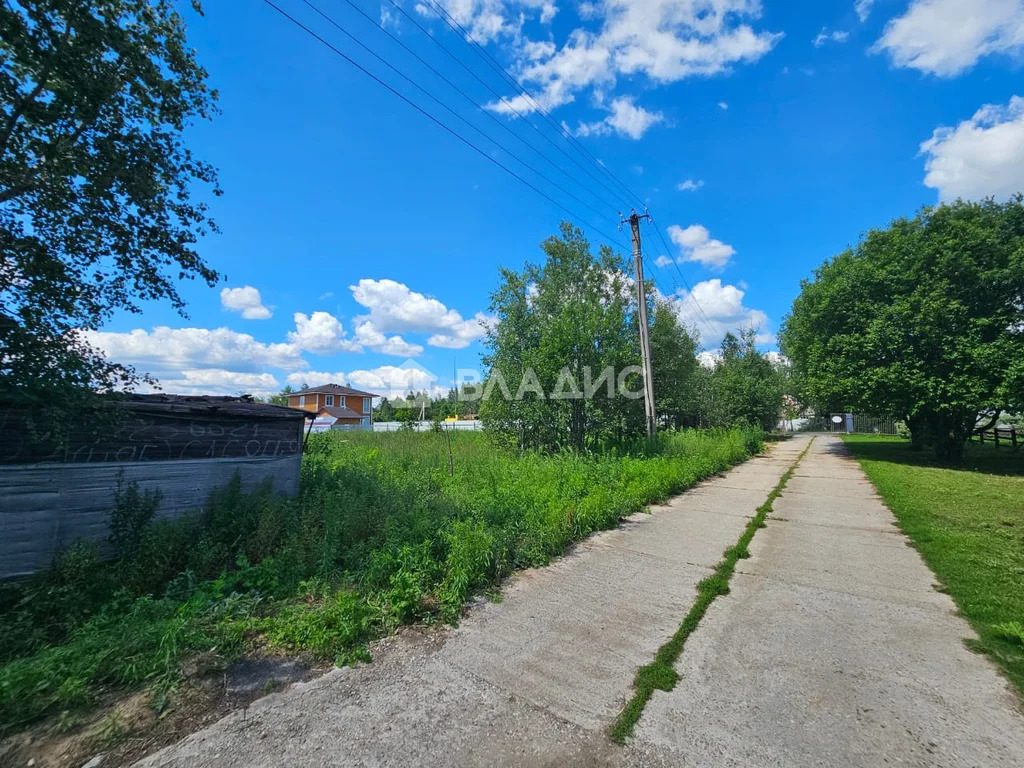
[710,329,785,432]
[781,198,1024,459]
[649,300,699,428]
[0,0,220,410]
[480,222,642,450]
[265,385,294,407]
[688,329,783,432]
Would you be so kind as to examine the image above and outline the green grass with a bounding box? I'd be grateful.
[609,438,815,744]
[842,435,1024,699]
[0,426,764,734]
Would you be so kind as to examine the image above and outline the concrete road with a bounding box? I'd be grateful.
[138,435,1024,767]
[637,435,1024,766]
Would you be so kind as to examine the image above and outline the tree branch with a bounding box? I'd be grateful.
[0,11,75,154]
[0,121,89,203]
[973,409,1002,434]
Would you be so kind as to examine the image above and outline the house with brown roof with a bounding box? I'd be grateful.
[287,384,379,428]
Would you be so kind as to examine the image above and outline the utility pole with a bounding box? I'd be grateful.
[621,208,657,441]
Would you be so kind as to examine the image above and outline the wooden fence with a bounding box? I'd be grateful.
[973,426,1020,448]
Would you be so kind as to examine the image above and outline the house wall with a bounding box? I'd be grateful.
[288,393,321,413]
[288,392,374,421]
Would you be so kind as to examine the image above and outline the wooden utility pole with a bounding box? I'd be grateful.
[621,208,657,441]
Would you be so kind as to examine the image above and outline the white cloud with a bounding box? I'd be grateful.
[696,350,719,368]
[418,0,558,44]
[666,223,736,269]
[488,1,780,116]
[288,310,423,357]
[220,286,271,320]
[318,291,334,301]
[88,277,492,397]
[428,313,493,348]
[288,312,363,355]
[85,326,306,375]
[676,178,704,191]
[920,95,1024,201]
[352,320,425,357]
[576,97,664,139]
[668,278,772,349]
[718,101,729,110]
[813,27,849,47]
[854,0,875,22]
[350,278,489,349]
[145,369,282,398]
[654,254,675,267]
[873,0,1024,76]
[523,39,557,60]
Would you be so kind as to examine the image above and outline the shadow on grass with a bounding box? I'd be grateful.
[841,435,1024,478]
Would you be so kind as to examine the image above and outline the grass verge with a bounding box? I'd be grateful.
[609,437,814,744]
[842,435,1024,699]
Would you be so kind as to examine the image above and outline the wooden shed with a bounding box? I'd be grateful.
[0,394,310,580]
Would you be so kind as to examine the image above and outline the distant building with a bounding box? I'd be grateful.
[287,384,379,427]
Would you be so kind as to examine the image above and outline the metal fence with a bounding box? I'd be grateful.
[372,420,483,433]
[789,413,900,435]
[330,423,373,432]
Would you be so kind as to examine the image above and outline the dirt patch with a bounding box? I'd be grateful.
[0,652,328,768]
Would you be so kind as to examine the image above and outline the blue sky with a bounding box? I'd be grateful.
[88,0,1024,399]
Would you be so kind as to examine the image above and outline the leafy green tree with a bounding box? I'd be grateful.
[266,385,294,406]
[481,222,641,450]
[710,329,783,431]
[375,397,396,422]
[781,198,1024,459]
[0,1,220,413]
[649,300,699,428]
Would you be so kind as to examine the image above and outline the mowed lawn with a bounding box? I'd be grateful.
[843,435,1024,698]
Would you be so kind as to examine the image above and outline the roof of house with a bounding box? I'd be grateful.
[290,383,379,398]
[316,405,365,421]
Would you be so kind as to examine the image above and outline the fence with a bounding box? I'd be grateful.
[973,426,1020,448]
[790,413,900,435]
[372,420,483,433]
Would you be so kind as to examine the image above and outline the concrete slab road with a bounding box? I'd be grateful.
[137,439,805,767]
[138,434,1024,767]
[635,435,1024,767]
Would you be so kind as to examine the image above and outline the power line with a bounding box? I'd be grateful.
[262,0,633,254]
[299,0,616,223]
[420,0,648,208]
[418,3,695,335]
[267,1,695,338]
[381,0,632,212]
[310,0,622,219]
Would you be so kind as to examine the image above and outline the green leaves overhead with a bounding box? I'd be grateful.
[781,197,1024,458]
[0,0,220,409]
